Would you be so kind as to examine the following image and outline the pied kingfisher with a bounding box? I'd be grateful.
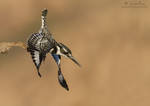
[27,9,81,91]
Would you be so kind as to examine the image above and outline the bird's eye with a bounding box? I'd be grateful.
[64,51,68,55]
[61,48,68,54]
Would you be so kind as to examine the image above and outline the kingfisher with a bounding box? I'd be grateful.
[27,8,81,91]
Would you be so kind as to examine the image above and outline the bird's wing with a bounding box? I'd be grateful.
[30,50,46,77]
[27,33,43,51]
[51,54,61,66]
[51,54,69,91]
[58,68,69,91]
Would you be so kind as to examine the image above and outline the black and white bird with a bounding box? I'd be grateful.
[27,9,56,77]
[27,8,81,91]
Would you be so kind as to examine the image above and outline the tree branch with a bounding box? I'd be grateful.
[0,41,26,54]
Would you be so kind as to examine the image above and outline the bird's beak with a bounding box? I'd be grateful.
[68,55,81,67]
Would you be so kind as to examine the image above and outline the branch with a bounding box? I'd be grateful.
[0,41,26,54]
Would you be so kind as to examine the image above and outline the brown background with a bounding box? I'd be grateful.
[0,0,150,106]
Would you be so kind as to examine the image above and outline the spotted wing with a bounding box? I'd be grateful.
[27,33,55,53]
[27,33,43,51]
[30,50,46,77]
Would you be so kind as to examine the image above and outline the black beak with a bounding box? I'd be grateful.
[68,56,81,67]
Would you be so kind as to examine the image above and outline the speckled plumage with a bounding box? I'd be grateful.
[27,9,80,91]
[27,9,56,77]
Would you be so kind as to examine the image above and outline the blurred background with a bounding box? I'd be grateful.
[0,0,150,106]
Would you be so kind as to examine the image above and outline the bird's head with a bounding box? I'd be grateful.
[51,43,81,67]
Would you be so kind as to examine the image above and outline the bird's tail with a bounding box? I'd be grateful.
[41,8,48,29]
